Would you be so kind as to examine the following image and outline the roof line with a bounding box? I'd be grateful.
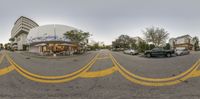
[14,16,39,26]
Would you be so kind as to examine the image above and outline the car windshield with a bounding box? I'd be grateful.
[0,1,200,99]
[152,48,162,51]
[176,49,186,51]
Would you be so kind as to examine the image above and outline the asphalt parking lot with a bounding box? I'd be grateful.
[0,50,200,99]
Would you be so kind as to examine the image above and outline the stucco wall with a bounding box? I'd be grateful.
[29,46,40,53]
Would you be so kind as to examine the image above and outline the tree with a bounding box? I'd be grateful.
[143,27,169,47]
[138,41,149,52]
[64,30,90,46]
[149,44,155,50]
[129,38,137,49]
[105,45,112,50]
[112,35,136,49]
[94,43,99,50]
[192,36,199,51]
[64,30,90,53]
[131,42,138,50]
[164,43,171,50]
[117,35,131,48]
[0,43,3,49]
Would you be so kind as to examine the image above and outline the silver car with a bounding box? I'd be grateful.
[123,49,139,55]
[175,48,190,56]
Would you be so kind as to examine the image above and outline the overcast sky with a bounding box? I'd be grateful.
[0,0,200,45]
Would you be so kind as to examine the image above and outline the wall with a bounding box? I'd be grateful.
[29,46,40,53]
[16,33,28,50]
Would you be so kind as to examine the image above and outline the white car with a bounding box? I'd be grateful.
[123,49,139,55]
[175,48,190,56]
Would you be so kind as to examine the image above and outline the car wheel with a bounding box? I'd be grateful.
[146,53,151,58]
[166,53,171,57]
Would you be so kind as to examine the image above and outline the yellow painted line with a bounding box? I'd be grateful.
[190,70,200,77]
[0,53,14,76]
[110,54,200,86]
[96,57,110,60]
[110,53,200,82]
[80,67,117,78]
[9,57,97,83]
[116,65,198,86]
[0,65,15,76]
[2,51,200,85]
[6,53,99,80]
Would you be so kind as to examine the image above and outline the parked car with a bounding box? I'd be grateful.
[144,48,175,57]
[112,48,124,51]
[175,48,190,56]
[124,49,139,55]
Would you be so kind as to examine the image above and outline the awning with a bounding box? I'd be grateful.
[35,43,47,47]
[59,43,76,46]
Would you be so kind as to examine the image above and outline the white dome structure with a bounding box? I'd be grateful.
[27,24,77,44]
[27,24,79,54]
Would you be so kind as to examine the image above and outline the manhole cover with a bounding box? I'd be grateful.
[26,57,30,59]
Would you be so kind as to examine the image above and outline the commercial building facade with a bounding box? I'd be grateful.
[9,16,85,55]
[9,16,39,51]
[27,24,78,55]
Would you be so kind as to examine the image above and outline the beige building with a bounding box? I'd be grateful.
[169,38,175,49]
[169,35,193,50]
[9,16,39,51]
